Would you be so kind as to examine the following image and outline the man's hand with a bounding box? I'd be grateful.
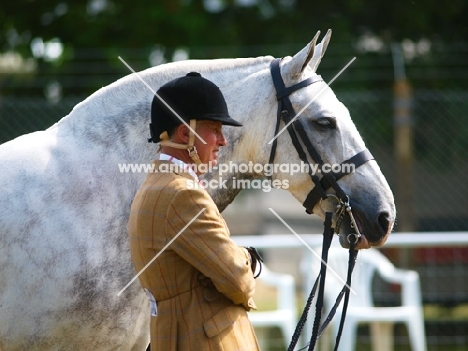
[245,247,263,278]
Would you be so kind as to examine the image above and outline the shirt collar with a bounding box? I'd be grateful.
[159,153,199,181]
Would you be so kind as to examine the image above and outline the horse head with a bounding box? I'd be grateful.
[210,30,395,249]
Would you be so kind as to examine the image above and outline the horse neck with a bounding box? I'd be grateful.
[54,57,276,210]
[58,58,273,163]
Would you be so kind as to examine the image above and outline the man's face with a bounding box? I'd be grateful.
[194,120,227,167]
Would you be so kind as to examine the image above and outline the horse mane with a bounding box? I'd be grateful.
[60,57,273,123]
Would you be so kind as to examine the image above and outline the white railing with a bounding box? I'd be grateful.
[233,232,468,345]
[233,231,468,249]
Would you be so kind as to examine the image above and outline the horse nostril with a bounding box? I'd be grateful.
[377,212,391,234]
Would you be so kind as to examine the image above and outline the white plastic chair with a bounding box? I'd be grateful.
[248,265,297,344]
[309,247,427,351]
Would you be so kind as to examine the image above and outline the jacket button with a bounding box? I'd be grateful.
[203,287,221,301]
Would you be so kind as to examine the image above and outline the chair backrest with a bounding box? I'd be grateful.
[310,247,395,308]
[249,265,297,341]
[256,265,297,313]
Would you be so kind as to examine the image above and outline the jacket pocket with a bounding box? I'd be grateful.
[203,305,243,338]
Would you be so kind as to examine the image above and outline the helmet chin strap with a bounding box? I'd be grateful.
[159,119,204,172]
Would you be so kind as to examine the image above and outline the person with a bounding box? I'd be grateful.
[129,72,261,351]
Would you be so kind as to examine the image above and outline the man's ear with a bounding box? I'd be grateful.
[173,124,190,144]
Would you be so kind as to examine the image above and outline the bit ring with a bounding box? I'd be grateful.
[347,233,361,244]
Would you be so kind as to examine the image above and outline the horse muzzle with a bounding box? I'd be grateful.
[337,206,394,249]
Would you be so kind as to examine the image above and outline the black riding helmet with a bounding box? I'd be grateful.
[148,72,242,143]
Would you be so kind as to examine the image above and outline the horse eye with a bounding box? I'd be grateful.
[313,117,336,129]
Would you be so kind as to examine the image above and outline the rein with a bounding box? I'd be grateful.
[289,214,358,351]
[268,58,371,350]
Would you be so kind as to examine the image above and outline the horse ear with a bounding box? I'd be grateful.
[308,29,332,73]
[284,31,320,79]
[300,31,321,72]
[284,29,332,79]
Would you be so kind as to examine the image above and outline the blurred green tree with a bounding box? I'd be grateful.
[1,0,468,95]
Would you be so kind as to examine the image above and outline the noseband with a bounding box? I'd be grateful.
[268,58,374,350]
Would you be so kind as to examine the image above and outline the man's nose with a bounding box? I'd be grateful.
[218,132,227,146]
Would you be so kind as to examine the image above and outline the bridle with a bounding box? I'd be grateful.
[269,58,373,234]
[268,58,374,350]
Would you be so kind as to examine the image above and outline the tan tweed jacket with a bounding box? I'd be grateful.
[129,160,260,351]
